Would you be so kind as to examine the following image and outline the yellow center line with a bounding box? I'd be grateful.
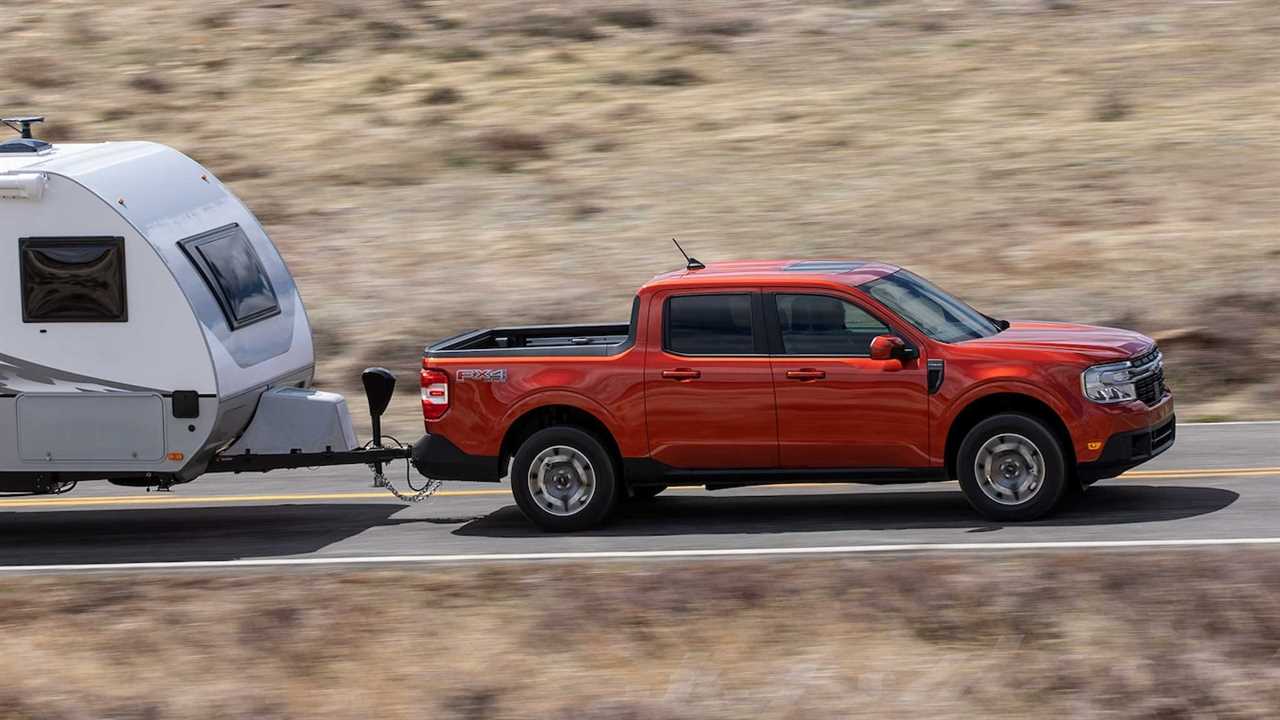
[0,467,1275,509]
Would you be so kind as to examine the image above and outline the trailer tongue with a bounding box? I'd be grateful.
[202,368,440,502]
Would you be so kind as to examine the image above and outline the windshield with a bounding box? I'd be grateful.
[861,270,1001,343]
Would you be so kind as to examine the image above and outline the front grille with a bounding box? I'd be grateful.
[1130,345,1165,406]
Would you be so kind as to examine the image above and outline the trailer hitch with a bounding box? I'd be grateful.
[362,368,442,503]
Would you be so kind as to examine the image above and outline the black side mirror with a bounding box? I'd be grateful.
[361,367,397,447]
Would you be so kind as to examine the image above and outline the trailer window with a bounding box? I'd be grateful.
[180,224,280,330]
[20,237,128,322]
[665,294,755,355]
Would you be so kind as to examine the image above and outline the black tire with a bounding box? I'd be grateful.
[627,485,668,501]
[510,426,619,532]
[956,413,1068,522]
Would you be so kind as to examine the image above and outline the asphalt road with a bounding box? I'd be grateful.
[0,422,1276,569]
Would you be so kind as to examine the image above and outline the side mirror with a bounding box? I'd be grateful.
[361,367,397,447]
[869,335,917,362]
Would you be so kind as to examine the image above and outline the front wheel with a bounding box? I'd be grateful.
[957,413,1068,522]
[510,426,620,532]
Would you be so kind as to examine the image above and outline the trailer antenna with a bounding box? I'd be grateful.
[1,117,45,139]
[672,238,705,271]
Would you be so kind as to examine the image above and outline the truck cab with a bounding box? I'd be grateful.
[413,260,1174,531]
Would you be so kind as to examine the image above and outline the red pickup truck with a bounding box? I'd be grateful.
[412,260,1174,531]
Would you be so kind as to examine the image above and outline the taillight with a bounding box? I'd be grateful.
[420,363,449,422]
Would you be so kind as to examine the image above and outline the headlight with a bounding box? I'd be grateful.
[1082,360,1138,403]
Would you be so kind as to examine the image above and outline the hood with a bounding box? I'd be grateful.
[960,321,1154,363]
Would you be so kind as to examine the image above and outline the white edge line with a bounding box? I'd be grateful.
[8,538,1280,573]
[1178,420,1280,426]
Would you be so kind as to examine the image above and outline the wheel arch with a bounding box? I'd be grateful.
[499,404,623,477]
[944,392,1076,481]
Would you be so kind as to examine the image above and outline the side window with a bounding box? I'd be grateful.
[775,294,889,355]
[180,224,280,330]
[20,237,127,322]
[666,294,755,355]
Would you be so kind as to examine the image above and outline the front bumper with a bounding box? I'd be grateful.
[411,434,501,482]
[1077,414,1176,484]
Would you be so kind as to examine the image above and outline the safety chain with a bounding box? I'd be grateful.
[372,466,442,503]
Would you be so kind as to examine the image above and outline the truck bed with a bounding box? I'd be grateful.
[427,301,639,358]
[426,323,630,357]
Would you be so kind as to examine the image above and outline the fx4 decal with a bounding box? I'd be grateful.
[456,368,508,383]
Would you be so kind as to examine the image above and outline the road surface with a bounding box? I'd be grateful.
[0,422,1275,570]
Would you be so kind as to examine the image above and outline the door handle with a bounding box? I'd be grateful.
[662,368,702,381]
[785,369,826,381]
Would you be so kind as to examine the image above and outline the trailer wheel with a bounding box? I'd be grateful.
[510,426,619,532]
[956,413,1067,522]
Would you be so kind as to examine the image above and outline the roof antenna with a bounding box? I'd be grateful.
[2,117,45,139]
[672,238,705,271]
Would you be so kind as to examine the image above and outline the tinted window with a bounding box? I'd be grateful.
[21,238,127,322]
[180,225,280,330]
[776,294,888,355]
[666,294,755,355]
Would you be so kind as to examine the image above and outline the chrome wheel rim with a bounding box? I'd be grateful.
[528,445,596,517]
[974,433,1045,506]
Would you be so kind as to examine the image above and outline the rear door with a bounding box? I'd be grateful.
[643,290,779,469]
[767,292,930,468]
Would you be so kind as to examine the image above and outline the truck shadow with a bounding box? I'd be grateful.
[453,484,1239,537]
[0,504,423,565]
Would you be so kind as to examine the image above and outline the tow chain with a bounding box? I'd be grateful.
[372,464,442,503]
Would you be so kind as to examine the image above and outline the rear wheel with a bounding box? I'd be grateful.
[510,426,619,532]
[957,413,1068,522]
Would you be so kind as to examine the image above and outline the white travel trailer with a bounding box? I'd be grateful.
[0,118,407,493]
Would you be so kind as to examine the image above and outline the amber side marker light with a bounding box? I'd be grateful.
[1087,441,1103,451]
[167,452,185,462]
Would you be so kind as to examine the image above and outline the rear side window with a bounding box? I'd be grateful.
[20,237,127,322]
[775,294,888,355]
[180,224,280,330]
[666,294,755,355]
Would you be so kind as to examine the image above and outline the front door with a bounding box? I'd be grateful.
[644,291,779,469]
[768,293,930,468]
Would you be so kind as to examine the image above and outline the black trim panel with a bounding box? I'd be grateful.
[623,458,946,487]
[411,434,502,482]
[927,359,945,394]
[1077,415,1176,484]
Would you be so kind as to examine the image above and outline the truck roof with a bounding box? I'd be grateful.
[644,259,902,291]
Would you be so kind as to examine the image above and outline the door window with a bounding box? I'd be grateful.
[665,294,755,355]
[20,237,127,322]
[775,294,889,356]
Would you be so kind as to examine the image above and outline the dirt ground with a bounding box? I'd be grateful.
[3,0,1278,433]
[1,551,1279,719]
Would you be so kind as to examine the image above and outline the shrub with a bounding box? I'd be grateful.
[364,75,403,94]
[516,12,603,41]
[439,45,486,62]
[423,87,462,105]
[597,8,659,30]
[687,17,757,36]
[127,73,170,94]
[645,67,703,87]
[1094,92,1131,122]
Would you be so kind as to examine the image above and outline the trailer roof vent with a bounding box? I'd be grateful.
[0,138,52,154]
[1,117,50,153]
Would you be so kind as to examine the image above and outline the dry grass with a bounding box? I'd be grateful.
[2,551,1280,718]
[2,0,1278,435]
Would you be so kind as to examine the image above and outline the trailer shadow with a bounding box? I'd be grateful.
[0,503,424,565]
[453,484,1239,538]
